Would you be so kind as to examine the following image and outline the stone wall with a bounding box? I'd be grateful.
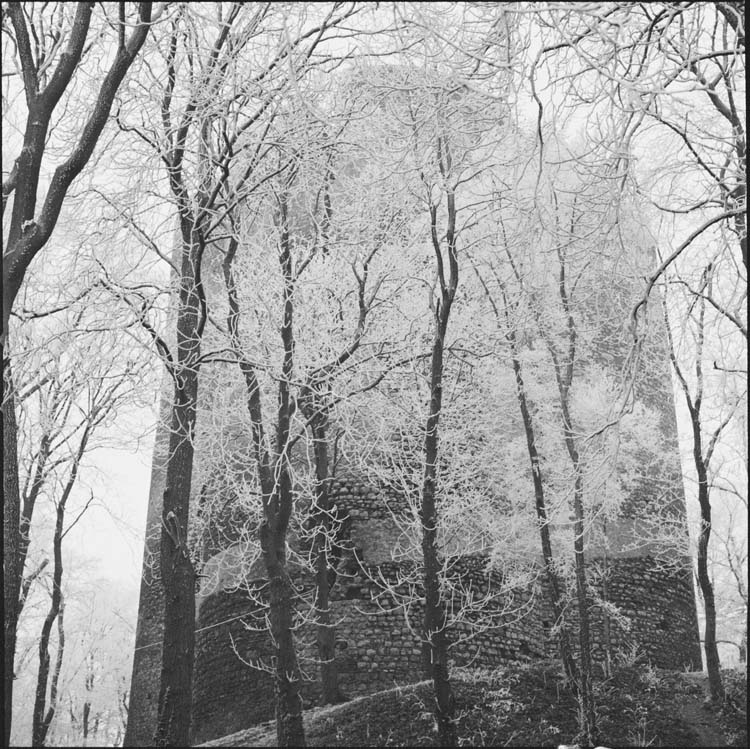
[123,397,170,748]
[189,478,701,745]
[588,557,702,670]
[191,553,545,745]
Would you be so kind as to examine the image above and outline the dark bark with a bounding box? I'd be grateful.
[3,360,21,747]
[477,253,580,689]
[692,415,725,702]
[269,193,307,746]
[32,423,88,746]
[150,14,247,741]
[551,317,596,746]
[421,332,457,748]
[153,379,199,747]
[154,227,204,748]
[709,3,746,269]
[223,215,306,746]
[420,180,458,747]
[502,304,578,684]
[664,271,725,703]
[2,2,154,344]
[261,519,306,748]
[2,12,152,739]
[301,383,345,705]
[532,231,596,744]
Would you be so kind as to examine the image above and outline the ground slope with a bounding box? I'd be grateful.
[199,662,747,747]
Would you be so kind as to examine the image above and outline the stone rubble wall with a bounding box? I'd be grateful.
[190,477,701,745]
[191,555,543,745]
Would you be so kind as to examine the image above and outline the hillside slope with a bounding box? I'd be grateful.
[199,662,747,747]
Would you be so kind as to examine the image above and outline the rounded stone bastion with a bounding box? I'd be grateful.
[189,475,701,745]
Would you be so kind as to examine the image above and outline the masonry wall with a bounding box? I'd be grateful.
[189,478,701,745]
[191,551,701,745]
[123,395,170,748]
[191,554,546,745]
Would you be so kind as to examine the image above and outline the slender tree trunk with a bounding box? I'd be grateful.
[692,418,725,702]
[569,469,595,745]
[417,165,459,747]
[223,210,307,746]
[601,537,612,679]
[266,197,307,746]
[32,441,77,747]
[556,374,596,743]
[506,326,578,684]
[421,325,457,748]
[542,237,596,745]
[663,272,725,703]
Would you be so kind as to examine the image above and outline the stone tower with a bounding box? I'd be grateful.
[123,102,702,749]
[125,347,702,746]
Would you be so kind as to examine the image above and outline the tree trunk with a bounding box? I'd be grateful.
[223,214,307,746]
[543,237,596,745]
[558,383,596,744]
[3,359,21,747]
[421,327,457,748]
[692,419,725,702]
[304,385,345,705]
[32,466,71,746]
[154,371,199,748]
[570,471,596,745]
[416,171,459,748]
[261,514,306,747]
[154,228,204,747]
[507,330,578,684]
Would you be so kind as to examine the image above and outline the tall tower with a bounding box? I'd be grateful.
[124,95,701,749]
[123,398,169,747]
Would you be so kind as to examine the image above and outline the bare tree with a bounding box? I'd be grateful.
[529,3,746,345]
[2,1,156,342]
[113,5,365,744]
[2,5,155,741]
[470,255,579,685]
[663,264,744,701]
[2,269,149,743]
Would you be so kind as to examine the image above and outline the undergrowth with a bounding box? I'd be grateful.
[200,661,747,747]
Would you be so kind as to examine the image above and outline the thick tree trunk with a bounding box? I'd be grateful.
[304,386,345,706]
[3,359,21,747]
[154,228,204,747]
[261,515,306,747]
[313,549,341,705]
[154,385,198,747]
